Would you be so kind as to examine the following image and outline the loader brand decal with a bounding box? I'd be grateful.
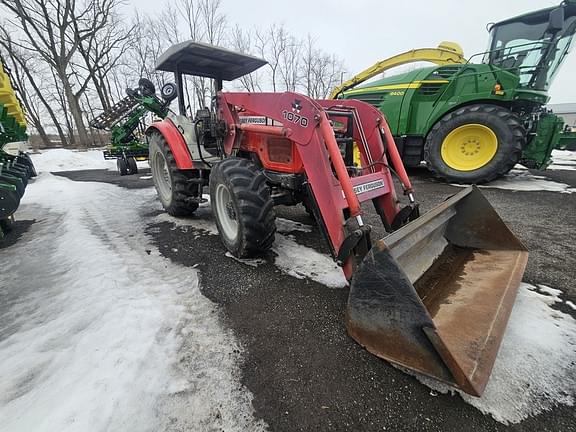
[240,116,268,125]
[282,110,309,127]
[346,179,386,196]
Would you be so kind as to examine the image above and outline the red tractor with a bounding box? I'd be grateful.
[147,42,528,397]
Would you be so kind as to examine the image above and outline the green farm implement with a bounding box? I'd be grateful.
[90,78,177,175]
[0,54,35,238]
[334,1,576,183]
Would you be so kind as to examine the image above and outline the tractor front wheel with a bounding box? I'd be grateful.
[424,104,525,184]
[149,131,200,216]
[210,158,276,258]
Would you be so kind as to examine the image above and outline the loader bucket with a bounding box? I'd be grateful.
[346,186,527,396]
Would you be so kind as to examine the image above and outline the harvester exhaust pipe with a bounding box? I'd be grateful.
[347,186,527,396]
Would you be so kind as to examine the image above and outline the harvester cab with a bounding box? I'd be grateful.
[484,2,576,92]
[148,41,527,397]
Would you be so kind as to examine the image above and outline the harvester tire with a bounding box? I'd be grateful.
[127,157,138,175]
[424,104,525,184]
[117,158,129,176]
[148,131,199,216]
[210,157,276,258]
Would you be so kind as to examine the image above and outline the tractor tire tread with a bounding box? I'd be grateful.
[211,158,276,257]
[424,104,525,184]
[149,131,199,216]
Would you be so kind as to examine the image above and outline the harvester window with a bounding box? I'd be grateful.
[485,10,576,91]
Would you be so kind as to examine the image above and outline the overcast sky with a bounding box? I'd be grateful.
[127,0,575,103]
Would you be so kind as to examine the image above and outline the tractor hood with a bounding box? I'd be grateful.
[342,67,437,97]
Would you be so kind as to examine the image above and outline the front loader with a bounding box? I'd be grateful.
[147,42,527,396]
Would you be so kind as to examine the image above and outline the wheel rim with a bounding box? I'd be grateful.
[440,124,498,171]
[215,183,239,242]
[152,151,172,202]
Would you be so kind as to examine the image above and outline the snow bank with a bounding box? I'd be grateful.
[411,283,576,424]
[0,173,265,432]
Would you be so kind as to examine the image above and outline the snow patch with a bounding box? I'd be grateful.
[225,251,265,267]
[0,173,265,432]
[409,282,576,424]
[454,168,576,193]
[31,148,116,172]
[549,150,576,171]
[275,217,313,234]
[272,234,347,288]
[154,207,218,235]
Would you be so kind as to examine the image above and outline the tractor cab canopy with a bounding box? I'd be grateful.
[484,1,576,91]
[156,41,267,115]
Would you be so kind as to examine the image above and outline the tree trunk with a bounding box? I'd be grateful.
[61,74,90,147]
[33,123,51,148]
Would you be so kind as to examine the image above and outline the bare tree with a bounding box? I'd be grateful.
[278,34,302,92]
[255,24,289,92]
[1,51,50,147]
[2,0,87,145]
[230,25,262,92]
[0,25,69,146]
[300,35,345,98]
[75,0,134,110]
[1,0,130,147]
[176,0,203,41]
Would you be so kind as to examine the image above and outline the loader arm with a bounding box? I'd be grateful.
[329,42,467,99]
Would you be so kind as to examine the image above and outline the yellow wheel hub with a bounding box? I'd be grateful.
[441,124,498,171]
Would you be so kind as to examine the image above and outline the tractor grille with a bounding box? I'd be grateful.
[349,94,383,108]
[418,83,446,96]
[430,66,461,79]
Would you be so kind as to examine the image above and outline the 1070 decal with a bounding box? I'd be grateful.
[282,110,309,127]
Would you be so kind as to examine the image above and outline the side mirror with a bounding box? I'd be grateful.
[548,6,565,32]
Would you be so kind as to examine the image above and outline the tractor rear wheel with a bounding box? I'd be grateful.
[210,158,276,258]
[149,131,200,216]
[117,158,128,176]
[424,104,525,184]
[127,157,138,175]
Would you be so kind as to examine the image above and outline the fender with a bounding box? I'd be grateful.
[147,118,194,169]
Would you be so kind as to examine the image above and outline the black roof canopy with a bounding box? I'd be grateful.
[156,41,267,81]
